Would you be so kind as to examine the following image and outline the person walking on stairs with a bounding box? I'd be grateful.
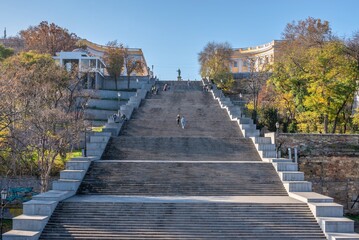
[181,116,186,129]
[177,114,181,126]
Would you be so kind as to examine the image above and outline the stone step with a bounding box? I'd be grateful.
[278,171,305,181]
[102,137,258,161]
[256,143,276,151]
[237,118,253,125]
[327,232,359,239]
[65,160,91,171]
[52,180,81,191]
[242,128,260,138]
[23,200,58,216]
[240,123,257,130]
[283,181,312,192]
[60,170,86,180]
[273,162,298,171]
[318,217,354,233]
[32,190,75,202]
[70,156,100,161]
[13,215,49,231]
[265,158,292,163]
[90,135,110,143]
[251,136,272,144]
[78,162,287,196]
[86,142,107,150]
[40,202,326,239]
[86,149,104,157]
[309,202,344,217]
[259,150,277,158]
[92,132,112,137]
[227,106,242,114]
[3,230,40,240]
[289,192,334,203]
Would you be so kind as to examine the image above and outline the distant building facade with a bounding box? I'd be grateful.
[78,39,150,77]
[53,50,106,89]
[230,40,282,75]
[53,39,151,90]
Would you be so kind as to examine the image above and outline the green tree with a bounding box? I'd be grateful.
[0,44,14,61]
[299,41,357,133]
[0,52,87,192]
[104,41,124,90]
[198,42,234,90]
[258,107,279,132]
[269,17,359,133]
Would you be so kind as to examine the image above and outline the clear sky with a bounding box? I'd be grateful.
[1,0,359,80]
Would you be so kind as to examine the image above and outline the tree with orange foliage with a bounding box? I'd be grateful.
[20,21,78,55]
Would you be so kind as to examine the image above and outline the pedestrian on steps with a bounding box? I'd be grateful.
[177,114,181,126]
[181,116,186,129]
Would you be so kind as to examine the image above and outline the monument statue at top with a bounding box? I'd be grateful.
[177,68,182,81]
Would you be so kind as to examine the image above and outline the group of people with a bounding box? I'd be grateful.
[111,113,127,123]
[203,84,212,92]
[151,85,159,95]
[176,114,186,129]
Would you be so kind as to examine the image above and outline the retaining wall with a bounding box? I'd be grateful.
[276,133,359,214]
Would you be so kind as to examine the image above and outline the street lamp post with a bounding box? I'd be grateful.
[1,189,8,240]
[275,122,280,158]
[83,128,87,157]
[118,92,121,110]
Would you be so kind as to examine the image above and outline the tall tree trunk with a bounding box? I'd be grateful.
[127,75,130,89]
[40,174,48,193]
[115,75,118,90]
[332,98,349,133]
[324,114,328,133]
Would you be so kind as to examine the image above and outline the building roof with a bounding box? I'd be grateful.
[77,39,144,56]
[232,40,283,57]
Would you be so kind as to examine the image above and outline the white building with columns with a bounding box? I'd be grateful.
[53,50,106,89]
[230,40,282,73]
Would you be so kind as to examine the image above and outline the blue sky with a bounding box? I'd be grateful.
[1,0,359,80]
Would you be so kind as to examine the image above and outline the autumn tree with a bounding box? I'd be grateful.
[123,47,144,89]
[19,21,78,55]
[198,42,234,90]
[282,17,332,48]
[104,41,124,90]
[269,17,359,133]
[0,52,87,192]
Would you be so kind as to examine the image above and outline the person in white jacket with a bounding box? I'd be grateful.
[181,116,186,129]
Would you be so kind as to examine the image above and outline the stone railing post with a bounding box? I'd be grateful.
[294,147,298,163]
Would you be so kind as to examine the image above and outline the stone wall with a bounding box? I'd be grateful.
[102,77,150,90]
[276,133,359,214]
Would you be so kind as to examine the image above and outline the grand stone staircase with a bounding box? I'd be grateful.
[39,81,327,239]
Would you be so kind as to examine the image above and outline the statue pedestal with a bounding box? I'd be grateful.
[177,76,182,81]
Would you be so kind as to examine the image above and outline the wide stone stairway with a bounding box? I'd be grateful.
[40,81,326,239]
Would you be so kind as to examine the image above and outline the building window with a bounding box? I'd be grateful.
[233,61,238,68]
